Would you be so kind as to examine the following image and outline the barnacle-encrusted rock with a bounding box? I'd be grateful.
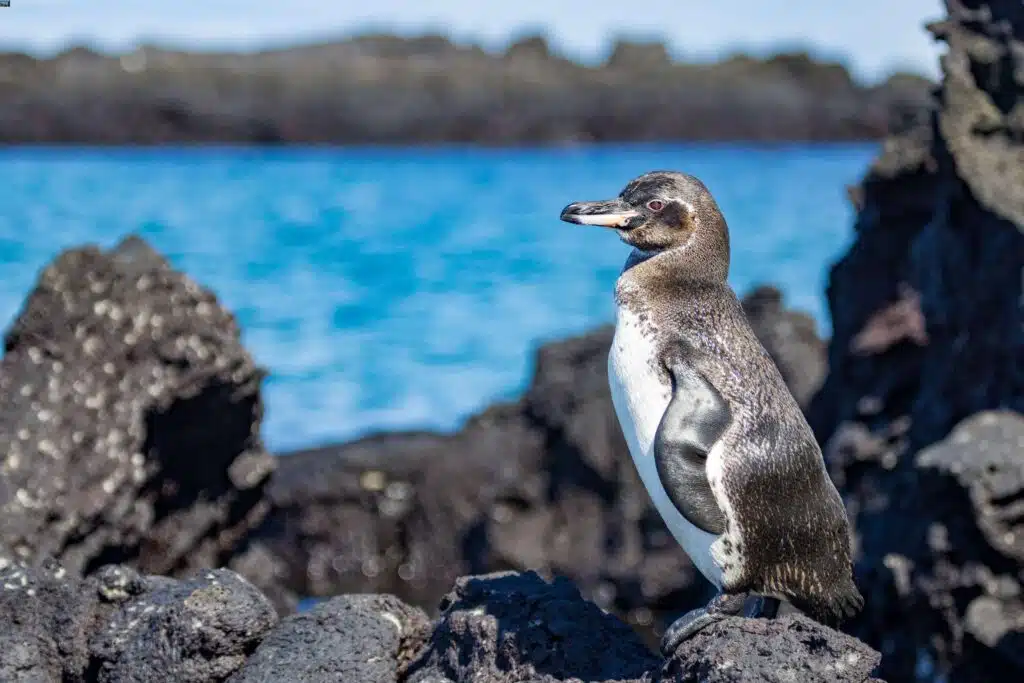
[0,235,275,577]
[0,549,277,682]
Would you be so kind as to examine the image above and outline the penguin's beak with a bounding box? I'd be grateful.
[560,199,639,228]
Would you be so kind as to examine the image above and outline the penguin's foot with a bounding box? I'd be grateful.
[744,595,782,619]
[660,592,748,657]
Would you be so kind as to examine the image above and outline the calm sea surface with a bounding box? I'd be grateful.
[0,145,874,451]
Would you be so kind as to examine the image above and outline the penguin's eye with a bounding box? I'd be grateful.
[647,200,664,212]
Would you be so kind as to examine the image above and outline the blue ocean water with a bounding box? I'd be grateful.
[0,145,874,451]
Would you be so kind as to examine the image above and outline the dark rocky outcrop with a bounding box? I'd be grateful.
[656,614,884,683]
[0,559,882,683]
[915,411,1024,682]
[0,235,275,578]
[0,37,932,144]
[824,413,1024,682]
[229,594,430,683]
[805,0,1024,680]
[0,550,277,682]
[401,571,884,683]
[404,571,660,683]
[809,0,1024,454]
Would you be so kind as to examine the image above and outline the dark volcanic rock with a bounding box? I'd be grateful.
[0,557,885,683]
[234,413,551,615]
[807,2,1024,680]
[0,550,277,683]
[0,554,95,682]
[0,37,931,144]
[404,571,659,683]
[0,235,275,578]
[402,571,884,683]
[89,566,277,682]
[229,594,430,683]
[911,411,1024,682]
[809,0,1023,451]
[917,412,1024,565]
[656,615,884,683]
[741,285,827,408]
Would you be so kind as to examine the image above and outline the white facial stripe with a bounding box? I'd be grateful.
[571,212,639,227]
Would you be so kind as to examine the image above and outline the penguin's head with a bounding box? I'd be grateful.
[559,171,729,276]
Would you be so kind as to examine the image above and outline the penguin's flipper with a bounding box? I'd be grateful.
[653,359,731,535]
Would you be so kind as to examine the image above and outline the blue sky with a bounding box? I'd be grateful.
[1,0,945,82]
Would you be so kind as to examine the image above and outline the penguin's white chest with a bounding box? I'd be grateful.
[608,306,724,588]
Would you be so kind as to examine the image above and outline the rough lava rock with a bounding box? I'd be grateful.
[89,566,277,682]
[232,413,551,616]
[0,558,883,683]
[0,549,277,682]
[403,571,660,683]
[809,0,1023,451]
[0,235,275,578]
[229,594,430,683]
[403,571,885,683]
[911,411,1024,682]
[806,1,1024,680]
[0,554,95,682]
[656,615,884,683]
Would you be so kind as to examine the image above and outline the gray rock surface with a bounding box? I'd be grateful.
[0,550,277,683]
[403,571,660,683]
[403,571,885,683]
[0,235,275,578]
[0,555,95,682]
[89,566,277,682]
[912,411,1024,682]
[0,558,884,683]
[229,594,430,683]
[656,615,884,683]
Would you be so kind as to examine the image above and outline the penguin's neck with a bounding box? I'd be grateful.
[622,248,659,272]
[619,246,727,295]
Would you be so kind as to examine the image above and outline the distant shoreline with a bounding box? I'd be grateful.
[0,140,885,151]
[0,34,933,145]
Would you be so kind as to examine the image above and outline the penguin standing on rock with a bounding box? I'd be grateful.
[559,171,862,655]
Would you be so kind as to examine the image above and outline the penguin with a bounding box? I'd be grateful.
[559,171,862,655]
